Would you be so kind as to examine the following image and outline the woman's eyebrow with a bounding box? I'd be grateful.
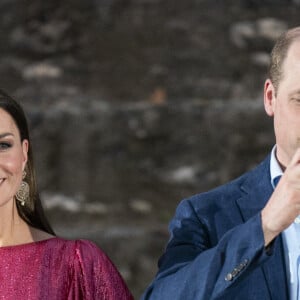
[0,133,14,139]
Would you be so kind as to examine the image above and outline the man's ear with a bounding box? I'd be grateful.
[264,79,276,117]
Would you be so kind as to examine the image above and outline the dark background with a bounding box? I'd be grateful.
[1,0,300,298]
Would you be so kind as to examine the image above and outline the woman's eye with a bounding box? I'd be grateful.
[0,142,12,150]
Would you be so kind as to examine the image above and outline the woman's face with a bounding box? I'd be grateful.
[0,108,28,208]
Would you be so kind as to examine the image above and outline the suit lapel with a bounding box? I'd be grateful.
[237,156,273,220]
[235,156,289,299]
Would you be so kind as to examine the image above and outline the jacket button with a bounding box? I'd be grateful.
[225,273,233,281]
[231,268,239,276]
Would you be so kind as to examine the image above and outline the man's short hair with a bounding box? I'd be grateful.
[269,27,300,94]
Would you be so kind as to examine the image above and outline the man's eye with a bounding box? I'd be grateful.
[0,142,12,150]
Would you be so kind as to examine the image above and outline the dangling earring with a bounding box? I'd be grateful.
[16,170,29,206]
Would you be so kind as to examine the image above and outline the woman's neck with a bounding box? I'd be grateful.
[0,199,54,247]
[0,199,35,247]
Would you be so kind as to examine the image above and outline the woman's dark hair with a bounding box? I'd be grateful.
[0,89,54,235]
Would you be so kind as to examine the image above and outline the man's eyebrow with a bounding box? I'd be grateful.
[0,133,14,139]
[289,90,300,97]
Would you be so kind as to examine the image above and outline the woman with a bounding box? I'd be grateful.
[0,89,133,299]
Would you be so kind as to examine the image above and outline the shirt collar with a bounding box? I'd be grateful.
[270,145,284,188]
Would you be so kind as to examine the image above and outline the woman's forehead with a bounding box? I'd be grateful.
[0,108,20,135]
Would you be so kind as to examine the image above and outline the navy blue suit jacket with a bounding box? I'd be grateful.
[142,156,289,299]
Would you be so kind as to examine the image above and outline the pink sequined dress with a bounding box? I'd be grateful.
[0,237,134,300]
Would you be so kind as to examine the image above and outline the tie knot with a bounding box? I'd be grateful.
[273,175,282,187]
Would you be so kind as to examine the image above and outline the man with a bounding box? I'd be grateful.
[141,27,300,300]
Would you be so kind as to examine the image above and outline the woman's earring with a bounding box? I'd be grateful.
[16,170,29,206]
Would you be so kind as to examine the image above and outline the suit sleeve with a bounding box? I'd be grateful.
[141,198,275,300]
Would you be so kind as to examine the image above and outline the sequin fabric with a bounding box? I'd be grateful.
[0,237,134,300]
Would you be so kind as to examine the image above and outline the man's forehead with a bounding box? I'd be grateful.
[281,39,300,73]
[286,38,300,57]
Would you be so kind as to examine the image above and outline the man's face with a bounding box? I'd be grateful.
[265,40,300,168]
